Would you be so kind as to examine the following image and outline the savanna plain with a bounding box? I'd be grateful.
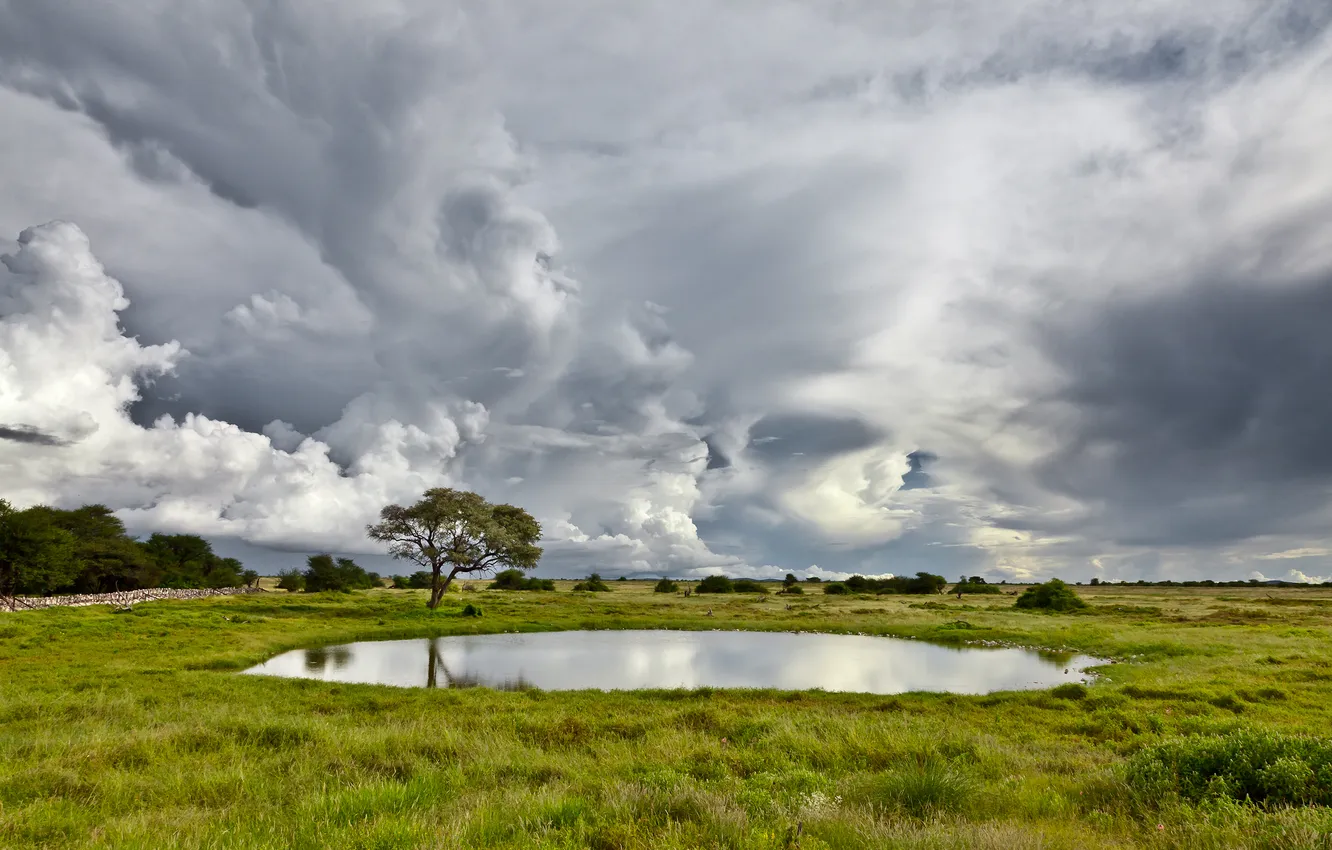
[2,582,1331,850]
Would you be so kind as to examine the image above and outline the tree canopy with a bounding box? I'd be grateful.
[0,499,251,597]
[366,488,542,609]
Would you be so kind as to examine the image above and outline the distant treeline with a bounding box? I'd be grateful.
[1084,577,1332,588]
[1,500,256,596]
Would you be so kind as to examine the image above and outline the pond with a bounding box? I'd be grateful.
[242,629,1103,694]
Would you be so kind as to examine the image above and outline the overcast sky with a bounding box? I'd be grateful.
[2,1,1331,582]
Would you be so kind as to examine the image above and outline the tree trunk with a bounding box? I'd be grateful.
[427,566,462,609]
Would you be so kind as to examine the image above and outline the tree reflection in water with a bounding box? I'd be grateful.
[426,637,531,691]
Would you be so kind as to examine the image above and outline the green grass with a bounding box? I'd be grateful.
[3,583,1332,848]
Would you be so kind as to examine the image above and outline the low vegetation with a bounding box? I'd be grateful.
[653,578,679,593]
[489,569,556,591]
[572,573,611,592]
[1015,578,1089,611]
[4,582,1332,849]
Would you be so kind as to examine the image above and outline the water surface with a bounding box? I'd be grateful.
[243,629,1102,694]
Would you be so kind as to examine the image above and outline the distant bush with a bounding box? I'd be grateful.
[695,575,734,594]
[1014,579,1088,612]
[392,571,433,590]
[488,568,555,591]
[461,603,483,618]
[732,579,769,594]
[823,583,849,595]
[806,577,822,583]
[303,554,378,593]
[781,584,804,595]
[276,569,305,592]
[1126,729,1332,807]
[951,577,1001,595]
[573,573,611,592]
[654,578,679,593]
[843,572,948,595]
[617,575,628,581]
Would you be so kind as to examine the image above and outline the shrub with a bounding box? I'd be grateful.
[461,603,483,617]
[573,573,611,592]
[1125,729,1332,806]
[303,554,378,592]
[1014,578,1088,612]
[695,575,734,594]
[841,572,948,595]
[823,583,849,595]
[654,578,679,593]
[276,569,305,592]
[731,579,769,594]
[781,584,804,595]
[951,577,1001,595]
[488,568,554,591]
[806,576,822,583]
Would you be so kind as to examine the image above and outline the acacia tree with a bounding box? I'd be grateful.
[366,488,542,609]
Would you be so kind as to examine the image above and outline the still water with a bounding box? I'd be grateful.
[242,630,1102,694]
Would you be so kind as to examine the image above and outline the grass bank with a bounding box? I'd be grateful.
[2,583,1331,849]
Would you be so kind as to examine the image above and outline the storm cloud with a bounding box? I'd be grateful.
[1,0,1331,582]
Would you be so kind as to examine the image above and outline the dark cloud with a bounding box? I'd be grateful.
[900,450,936,491]
[0,424,68,446]
[1028,266,1332,546]
[747,413,884,462]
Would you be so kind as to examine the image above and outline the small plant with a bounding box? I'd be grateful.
[461,603,482,617]
[1014,579,1088,612]
[573,573,611,592]
[654,578,679,593]
[853,757,975,817]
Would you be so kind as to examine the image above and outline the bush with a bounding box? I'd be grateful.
[654,578,679,593]
[951,577,1001,595]
[488,568,555,591]
[1125,729,1332,806]
[695,575,734,594]
[276,569,305,592]
[573,573,611,592]
[823,583,849,595]
[732,579,769,594]
[303,554,378,592]
[843,572,948,595]
[781,584,804,595]
[806,576,822,582]
[1014,578,1088,612]
[461,603,483,617]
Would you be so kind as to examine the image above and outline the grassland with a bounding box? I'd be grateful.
[2,582,1331,849]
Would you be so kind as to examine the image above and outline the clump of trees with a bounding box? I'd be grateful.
[366,488,543,609]
[573,573,611,592]
[654,578,679,593]
[781,574,804,594]
[488,568,555,591]
[303,554,380,592]
[694,575,769,594]
[1,499,250,596]
[951,576,1001,595]
[392,571,434,590]
[818,572,948,596]
[1014,579,1088,612]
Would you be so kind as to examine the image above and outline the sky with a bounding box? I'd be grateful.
[1,0,1331,582]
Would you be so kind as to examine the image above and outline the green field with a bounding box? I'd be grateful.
[3,582,1331,849]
